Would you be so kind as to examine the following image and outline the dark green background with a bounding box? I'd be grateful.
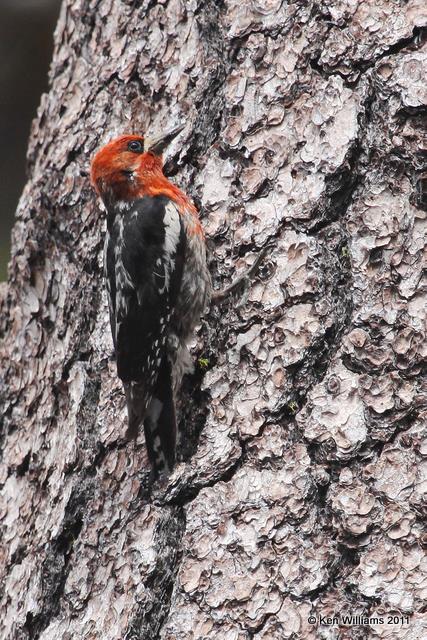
[0,0,60,281]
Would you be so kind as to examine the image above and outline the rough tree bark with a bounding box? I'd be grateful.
[1,1,426,639]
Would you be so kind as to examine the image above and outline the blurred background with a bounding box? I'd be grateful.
[0,0,61,281]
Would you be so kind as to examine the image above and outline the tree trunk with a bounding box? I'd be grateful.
[1,1,426,639]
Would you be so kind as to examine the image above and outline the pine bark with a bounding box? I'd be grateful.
[1,1,426,639]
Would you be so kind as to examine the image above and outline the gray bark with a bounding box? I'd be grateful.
[1,1,426,639]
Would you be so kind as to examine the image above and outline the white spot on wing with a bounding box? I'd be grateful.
[158,201,180,293]
[164,201,181,256]
[117,200,131,213]
[103,231,110,280]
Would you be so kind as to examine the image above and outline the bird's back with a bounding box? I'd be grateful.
[104,193,210,473]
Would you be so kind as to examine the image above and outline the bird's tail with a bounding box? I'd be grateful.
[124,357,176,475]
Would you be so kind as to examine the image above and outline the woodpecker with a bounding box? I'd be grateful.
[90,125,211,474]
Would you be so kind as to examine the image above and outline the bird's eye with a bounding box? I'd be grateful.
[127,140,144,153]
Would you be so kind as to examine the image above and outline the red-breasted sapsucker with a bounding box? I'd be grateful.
[90,125,211,474]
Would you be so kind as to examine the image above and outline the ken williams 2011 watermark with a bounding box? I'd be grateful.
[307,613,410,626]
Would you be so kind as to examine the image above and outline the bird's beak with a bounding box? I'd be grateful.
[147,123,185,156]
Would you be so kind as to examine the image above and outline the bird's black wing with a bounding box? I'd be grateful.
[105,195,186,470]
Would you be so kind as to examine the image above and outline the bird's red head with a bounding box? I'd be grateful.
[90,125,186,206]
